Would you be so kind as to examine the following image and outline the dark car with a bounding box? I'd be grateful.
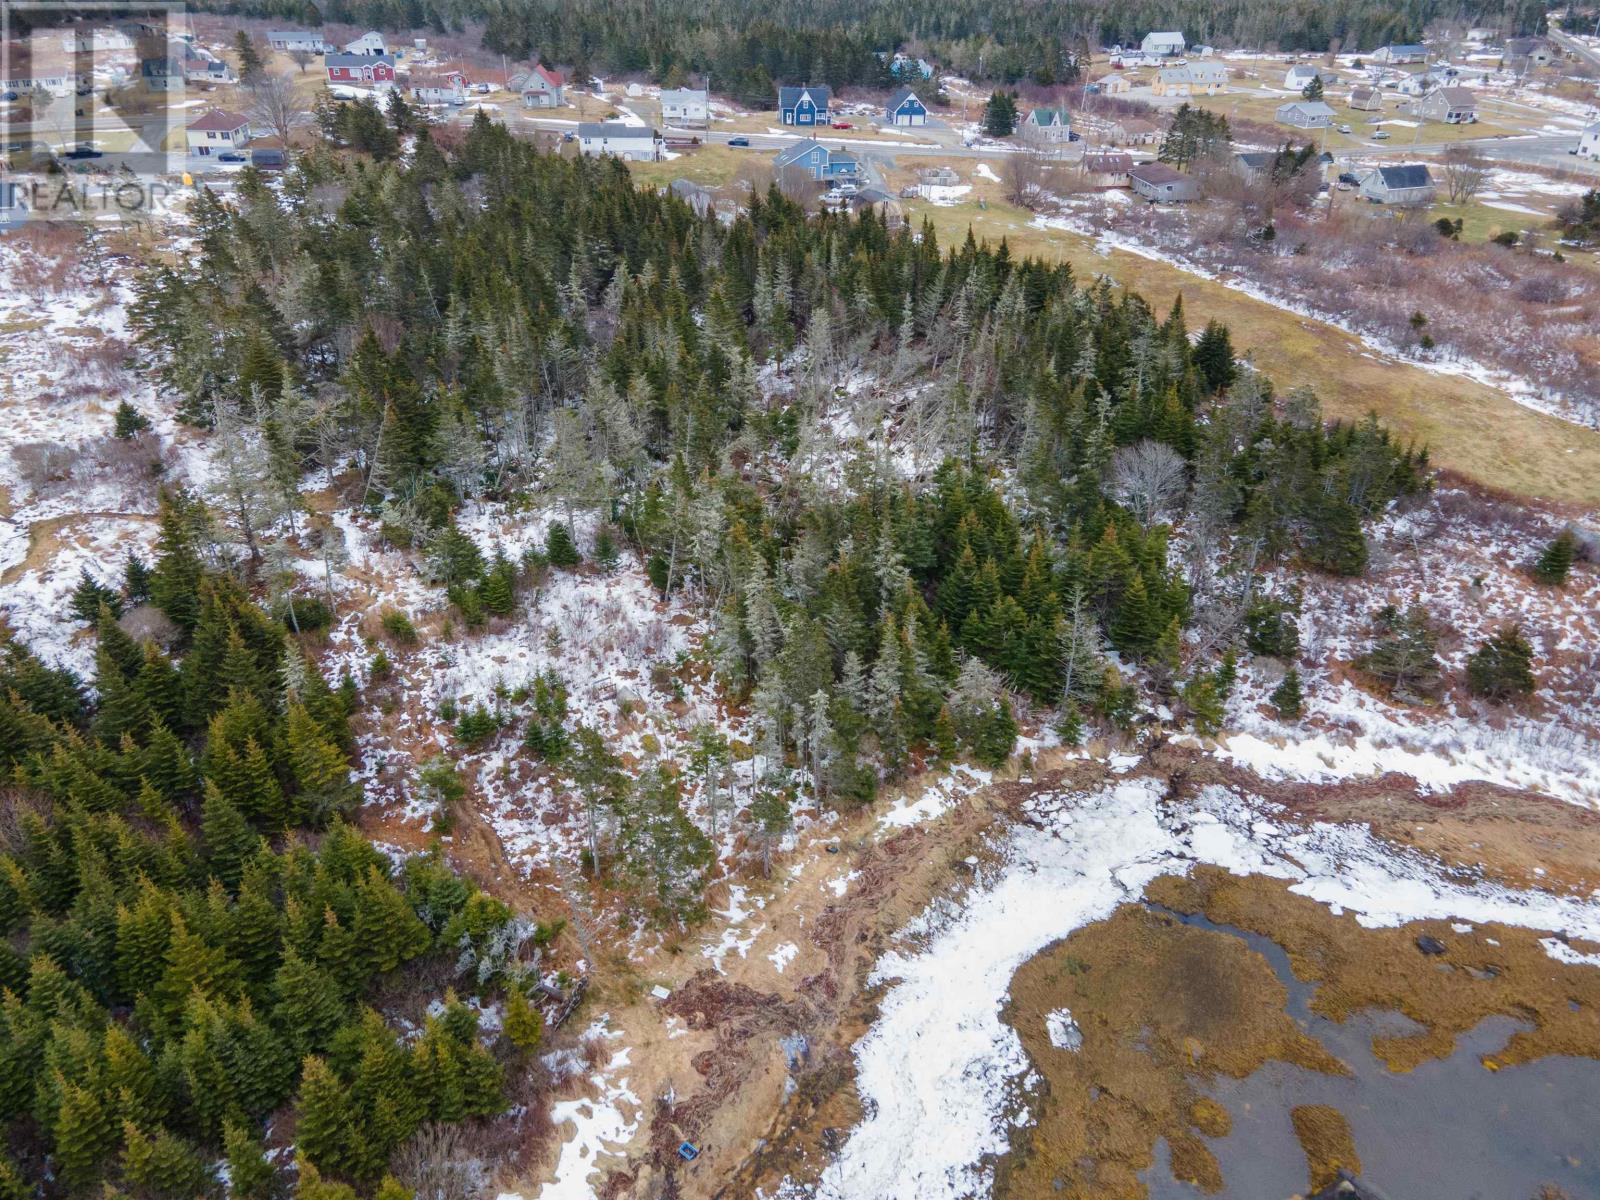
[1337,171,1361,186]
[0,90,18,101]
[217,151,247,163]
[728,136,750,147]
[64,145,102,159]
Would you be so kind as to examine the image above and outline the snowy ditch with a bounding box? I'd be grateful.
[805,775,1600,1200]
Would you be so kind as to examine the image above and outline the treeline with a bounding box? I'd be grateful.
[0,492,553,1198]
[191,0,1543,89]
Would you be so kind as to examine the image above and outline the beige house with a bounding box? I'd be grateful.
[1152,67,1193,97]
[1349,86,1383,111]
[1096,73,1131,95]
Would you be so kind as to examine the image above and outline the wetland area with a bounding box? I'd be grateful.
[1001,869,1600,1200]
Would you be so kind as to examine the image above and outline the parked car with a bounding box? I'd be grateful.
[1337,171,1361,185]
[831,121,852,129]
[561,131,574,142]
[1338,123,1353,133]
[1370,129,1390,139]
[0,90,18,101]
[728,136,750,147]
[217,151,246,163]
[64,145,102,159]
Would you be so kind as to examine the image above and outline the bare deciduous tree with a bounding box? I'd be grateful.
[1440,145,1490,205]
[1109,438,1189,527]
[245,71,301,148]
[1002,149,1052,209]
[288,48,314,73]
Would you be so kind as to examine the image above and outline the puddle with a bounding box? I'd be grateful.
[1142,904,1600,1199]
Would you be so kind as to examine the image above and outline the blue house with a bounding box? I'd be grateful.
[778,85,832,126]
[884,87,928,126]
[773,139,859,182]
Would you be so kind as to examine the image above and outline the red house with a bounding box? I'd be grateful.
[326,53,396,85]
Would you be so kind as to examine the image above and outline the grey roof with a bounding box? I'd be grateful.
[325,52,394,67]
[670,178,711,198]
[579,122,657,138]
[1380,43,1427,54]
[1279,100,1336,116]
[778,85,831,109]
[1236,151,1275,171]
[1373,163,1433,189]
[1430,86,1476,106]
[1129,162,1185,185]
[886,86,924,110]
[660,87,708,107]
[850,187,892,204]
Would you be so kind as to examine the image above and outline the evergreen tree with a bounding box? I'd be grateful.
[114,400,152,439]
[1466,625,1535,702]
[544,522,581,568]
[224,1120,277,1200]
[1530,530,1577,585]
[503,986,544,1052]
[1270,667,1305,719]
[285,702,356,826]
[70,571,122,623]
[293,1056,356,1177]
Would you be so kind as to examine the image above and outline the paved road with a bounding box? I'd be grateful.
[1337,131,1599,172]
[1549,28,1600,73]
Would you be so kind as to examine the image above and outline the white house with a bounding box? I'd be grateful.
[412,74,466,105]
[1575,122,1599,159]
[267,31,330,53]
[1371,44,1428,65]
[185,108,250,156]
[1141,32,1186,56]
[660,87,709,127]
[342,31,387,56]
[577,121,661,161]
[62,26,134,54]
[1396,72,1440,96]
[1284,64,1335,90]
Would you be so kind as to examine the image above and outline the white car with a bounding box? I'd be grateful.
[1338,123,1353,133]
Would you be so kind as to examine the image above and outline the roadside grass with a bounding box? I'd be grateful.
[628,144,747,188]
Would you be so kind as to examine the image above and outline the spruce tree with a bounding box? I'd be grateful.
[114,400,152,440]
[70,571,122,624]
[1530,530,1577,585]
[285,702,356,826]
[1270,667,1305,719]
[201,780,261,891]
[545,522,581,568]
[1466,625,1535,701]
[224,1120,277,1200]
[503,986,544,1052]
[293,1057,356,1177]
[352,866,430,975]
[53,1076,115,1188]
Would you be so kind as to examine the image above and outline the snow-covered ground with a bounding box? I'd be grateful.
[808,774,1600,1200]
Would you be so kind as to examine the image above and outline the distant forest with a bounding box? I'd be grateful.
[189,0,1548,96]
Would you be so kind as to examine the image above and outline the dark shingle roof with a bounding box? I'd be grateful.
[1375,163,1433,189]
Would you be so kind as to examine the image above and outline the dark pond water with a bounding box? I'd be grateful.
[1140,906,1600,1200]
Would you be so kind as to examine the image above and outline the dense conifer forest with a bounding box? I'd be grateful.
[179,0,1547,91]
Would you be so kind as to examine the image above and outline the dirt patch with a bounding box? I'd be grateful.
[998,904,1346,1199]
[1150,870,1600,1073]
